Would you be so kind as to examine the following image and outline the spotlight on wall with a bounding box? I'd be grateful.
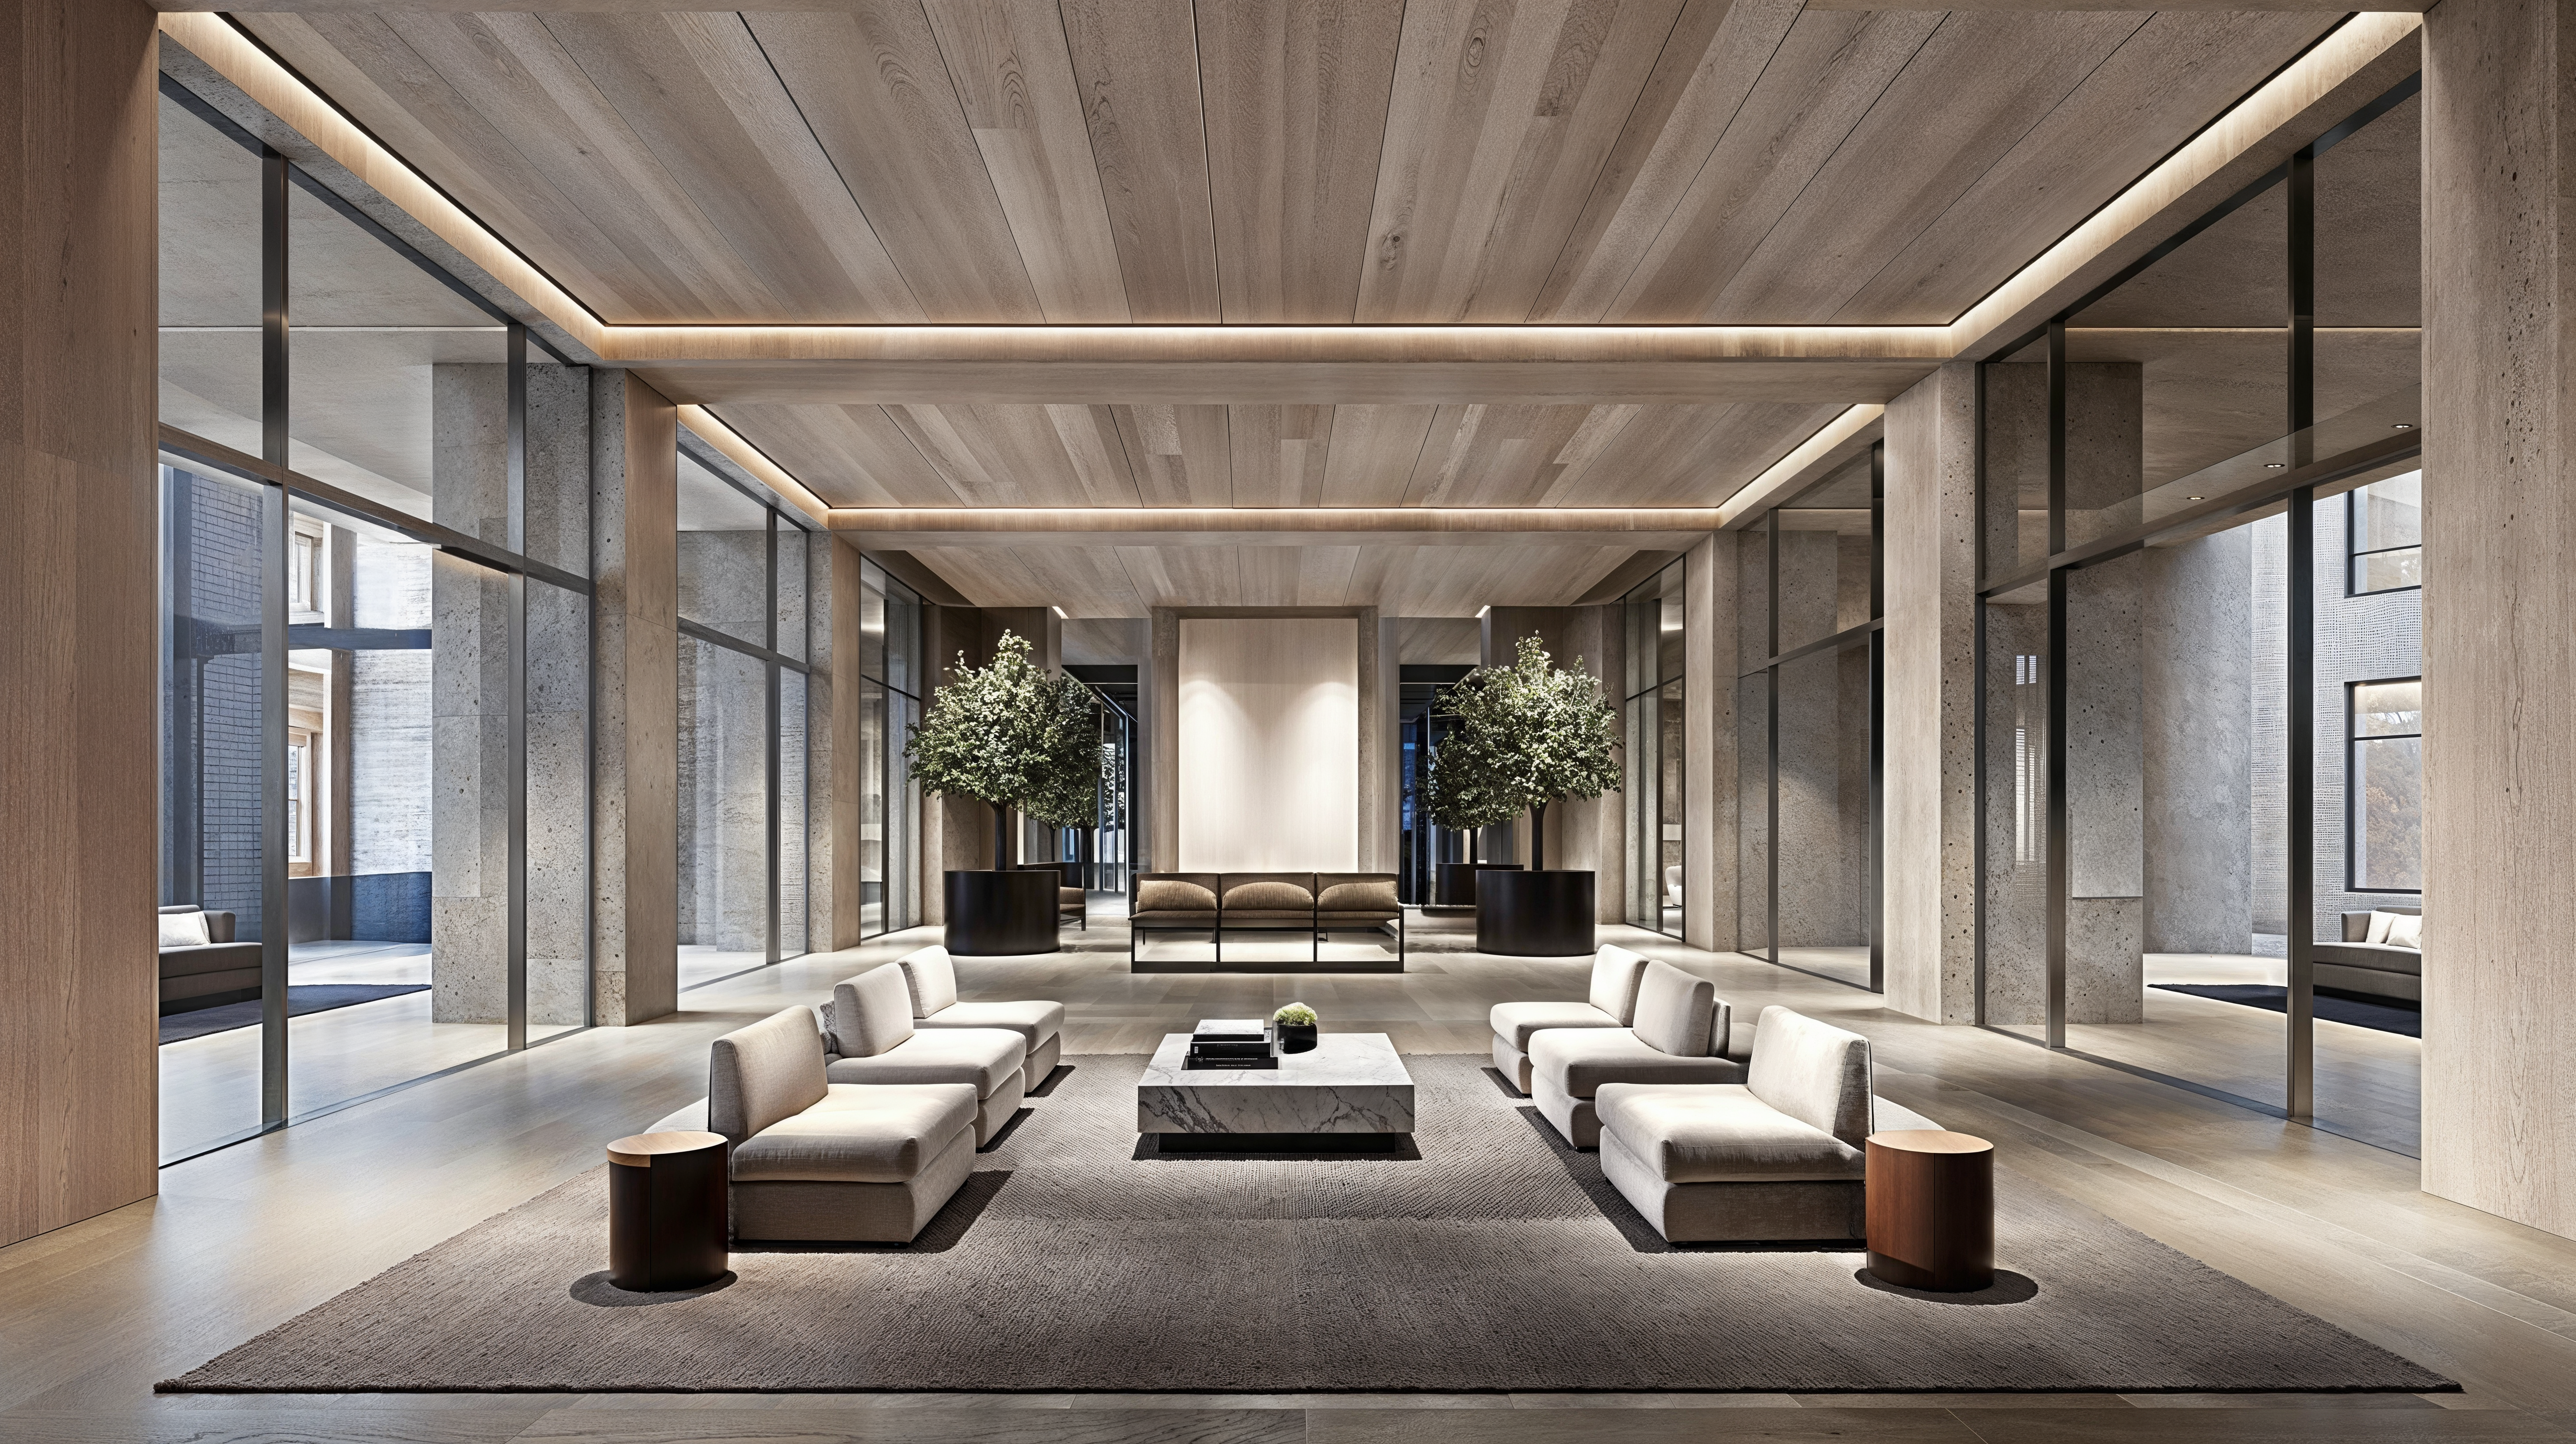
[2392,422,2415,430]
[1051,605,1069,619]
[2264,462,2287,469]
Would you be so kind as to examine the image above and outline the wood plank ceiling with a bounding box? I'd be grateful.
[229,2,2346,612]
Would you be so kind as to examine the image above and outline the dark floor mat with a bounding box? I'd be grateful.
[160,984,430,1045]
[2152,983,2421,1038]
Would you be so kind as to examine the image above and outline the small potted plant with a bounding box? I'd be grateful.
[1273,1002,1319,1054]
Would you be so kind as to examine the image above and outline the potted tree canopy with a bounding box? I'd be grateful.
[906,631,1100,955]
[1422,634,1622,956]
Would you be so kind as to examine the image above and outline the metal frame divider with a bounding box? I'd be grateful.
[258,142,290,1131]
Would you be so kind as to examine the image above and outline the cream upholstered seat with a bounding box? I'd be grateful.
[1528,958,1744,1146]
[707,1006,978,1243]
[896,945,1066,1084]
[1489,944,1652,1094]
[1594,1005,1940,1244]
[825,962,1027,1144]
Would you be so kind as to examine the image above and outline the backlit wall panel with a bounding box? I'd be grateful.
[1178,618,1358,871]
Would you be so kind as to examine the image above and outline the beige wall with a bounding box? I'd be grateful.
[1178,618,1361,871]
[1880,364,1980,1025]
[0,0,160,1247]
[2419,0,2576,1237]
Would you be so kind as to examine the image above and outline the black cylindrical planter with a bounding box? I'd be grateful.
[1435,861,1523,906]
[944,869,1060,955]
[1276,1023,1318,1054]
[1476,870,1596,956]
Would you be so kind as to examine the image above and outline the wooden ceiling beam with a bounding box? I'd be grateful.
[824,506,1727,549]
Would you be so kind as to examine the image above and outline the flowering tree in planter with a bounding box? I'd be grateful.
[1421,634,1621,872]
[905,631,1100,867]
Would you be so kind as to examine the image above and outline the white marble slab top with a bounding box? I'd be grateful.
[1146,1031,1411,1086]
[1140,1032,1415,1134]
[1192,1019,1269,1039]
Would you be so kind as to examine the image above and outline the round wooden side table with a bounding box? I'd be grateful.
[1863,1129,1995,1292]
[606,1130,729,1291]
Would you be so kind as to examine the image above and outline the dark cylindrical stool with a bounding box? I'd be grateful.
[1864,1129,1995,1292]
[606,1130,729,1292]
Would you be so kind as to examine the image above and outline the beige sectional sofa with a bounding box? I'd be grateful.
[825,962,1028,1145]
[2315,907,2423,1003]
[1488,944,1651,1095]
[1529,959,1746,1147]
[896,945,1066,1084]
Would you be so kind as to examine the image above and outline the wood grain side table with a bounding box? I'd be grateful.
[1864,1129,1995,1292]
[606,1130,729,1291]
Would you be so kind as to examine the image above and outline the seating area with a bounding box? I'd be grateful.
[1128,872,1405,966]
[2317,906,2425,1002]
[155,905,261,1016]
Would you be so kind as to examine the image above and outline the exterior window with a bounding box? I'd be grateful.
[288,517,325,621]
[2349,678,2423,892]
[2348,471,2421,595]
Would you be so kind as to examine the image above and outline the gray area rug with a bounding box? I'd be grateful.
[162,1054,2449,1394]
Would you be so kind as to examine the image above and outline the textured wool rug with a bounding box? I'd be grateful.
[162,1053,2449,1395]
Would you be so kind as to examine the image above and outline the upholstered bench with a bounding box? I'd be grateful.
[896,944,1066,1084]
[707,1006,980,1244]
[1489,944,1650,1094]
[1529,958,1744,1147]
[1594,1005,1940,1244]
[1127,871,1406,965]
[826,962,1027,1145]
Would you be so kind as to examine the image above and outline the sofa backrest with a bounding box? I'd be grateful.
[1219,873,1316,911]
[2343,907,2422,942]
[157,905,236,945]
[708,1006,828,1144]
[1316,873,1399,913]
[897,945,958,1017]
[1132,872,1220,915]
[831,963,917,1056]
[1631,959,1725,1058]
[1589,945,1651,1023]
[1747,1006,1874,1147]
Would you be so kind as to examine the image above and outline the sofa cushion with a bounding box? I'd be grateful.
[1631,960,1719,1057]
[1490,1000,1620,1052]
[1222,876,1315,911]
[897,945,959,1017]
[824,1026,1025,1095]
[158,910,211,948]
[1745,1006,1874,1148]
[916,998,1064,1050]
[831,964,916,1057]
[1529,1027,1746,1097]
[1315,874,1398,912]
[1595,1083,1866,1183]
[1589,945,1652,1023]
[1135,876,1218,913]
[708,1006,831,1144]
[2386,912,2423,949]
[2312,941,2423,975]
[730,1083,980,1183]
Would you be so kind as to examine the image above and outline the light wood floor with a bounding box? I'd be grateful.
[12,919,2575,1443]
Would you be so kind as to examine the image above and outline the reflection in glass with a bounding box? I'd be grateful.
[158,93,262,452]
[1773,642,1873,988]
[1775,454,1874,655]
[677,449,775,650]
[680,636,772,987]
[1979,582,2051,1043]
[2350,680,2422,893]
[782,667,811,959]
[1622,560,1685,934]
[1735,671,1769,956]
[2349,471,2422,594]
[158,464,271,1161]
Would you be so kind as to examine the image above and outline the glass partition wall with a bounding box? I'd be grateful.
[1972,75,2424,1156]
[857,558,924,938]
[1732,449,1885,989]
[1622,563,1686,934]
[156,79,593,1164]
[676,436,826,986]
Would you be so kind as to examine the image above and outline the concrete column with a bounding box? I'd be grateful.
[828,537,866,949]
[0,0,159,1248]
[1683,533,1736,953]
[590,373,677,1025]
[522,364,591,1027]
[2142,533,2255,954]
[798,528,834,956]
[2421,0,2576,1236]
[1882,362,1980,1023]
[429,366,512,1023]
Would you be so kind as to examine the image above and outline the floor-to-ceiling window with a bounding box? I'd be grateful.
[1059,665,1141,902]
[1971,74,2423,1156]
[1731,448,1884,990]
[156,78,592,1165]
[676,435,824,985]
[856,557,923,939]
[1622,562,1686,934]
[1397,665,1473,905]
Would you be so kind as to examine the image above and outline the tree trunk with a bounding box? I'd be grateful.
[993,798,1011,872]
[1531,800,1549,873]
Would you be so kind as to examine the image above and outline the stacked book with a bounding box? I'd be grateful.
[1185,1018,1277,1070]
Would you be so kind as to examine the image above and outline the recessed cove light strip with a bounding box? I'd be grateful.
[1716,406,1884,528]
[676,406,833,524]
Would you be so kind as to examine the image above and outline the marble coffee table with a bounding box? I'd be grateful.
[1138,1031,1415,1141]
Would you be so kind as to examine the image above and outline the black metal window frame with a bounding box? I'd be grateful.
[157,70,598,1166]
[2344,673,2425,897]
[1733,442,1887,993]
[1966,72,2423,1142]
[2344,478,2425,599]
[675,429,820,981]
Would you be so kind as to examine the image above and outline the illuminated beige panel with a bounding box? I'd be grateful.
[1177,618,1359,872]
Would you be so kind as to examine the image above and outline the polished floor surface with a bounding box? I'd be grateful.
[22,917,2574,1443]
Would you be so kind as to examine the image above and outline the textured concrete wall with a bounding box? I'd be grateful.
[525,365,590,1026]
[1683,534,1736,954]
[1882,363,1980,1023]
[1980,601,2049,1028]
[2142,531,2255,953]
[676,531,770,953]
[429,366,511,1023]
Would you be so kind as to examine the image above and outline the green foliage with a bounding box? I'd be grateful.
[904,631,1100,827]
[1273,1002,1319,1026]
[1421,634,1622,831]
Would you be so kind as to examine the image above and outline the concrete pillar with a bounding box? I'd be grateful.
[2420,0,2576,1236]
[522,364,591,1027]
[828,538,866,949]
[1882,362,1980,1023]
[2142,532,2255,954]
[591,373,677,1025]
[0,0,159,1247]
[1683,534,1737,954]
[429,366,512,1023]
